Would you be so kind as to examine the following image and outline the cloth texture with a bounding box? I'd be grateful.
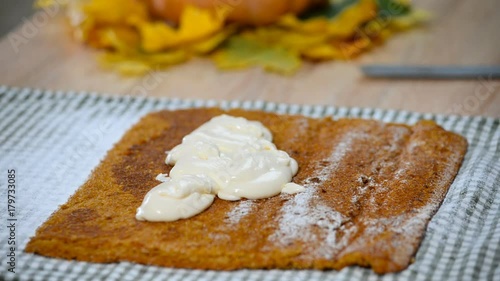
[0,86,498,281]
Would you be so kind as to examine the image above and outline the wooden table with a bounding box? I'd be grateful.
[0,0,499,117]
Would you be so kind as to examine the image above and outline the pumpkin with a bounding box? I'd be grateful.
[149,0,318,25]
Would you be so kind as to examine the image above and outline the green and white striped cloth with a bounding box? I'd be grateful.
[0,86,498,281]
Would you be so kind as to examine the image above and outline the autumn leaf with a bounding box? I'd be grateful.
[189,26,237,54]
[82,0,149,26]
[139,5,225,52]
[377,0,411,17]
[99,50,188,75]
[326,0,378,38]
[232,0,378,62]
[213,36,301,75]
[56,0,426,75]
[97,26,140,53]
[286,0,377,38]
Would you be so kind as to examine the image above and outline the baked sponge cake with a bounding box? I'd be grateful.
[25,108,468,274]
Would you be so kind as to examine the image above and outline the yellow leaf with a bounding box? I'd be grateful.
[189,26,237,55]
[74,17,97,44]
[277,14,330,34]
[82,0,149,25]
[327,0,378,38]
[139,22,179,52]
[98,26,140,53]
[141,50,189,66]
[302,44,344,60]
[213,36,301,75]
[178,5,224,42]
[113,61,152,76]
[139,5,225,52]
[99,53,151,75]
[72,0,148,48]
[99,50,188,76]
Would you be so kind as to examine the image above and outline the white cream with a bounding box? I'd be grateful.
[136,114,303,222]
[281,182,306,194]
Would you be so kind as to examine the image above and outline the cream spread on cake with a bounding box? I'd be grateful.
[136,114,303,222]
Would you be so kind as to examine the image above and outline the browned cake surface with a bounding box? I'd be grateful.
[25,108,468,274]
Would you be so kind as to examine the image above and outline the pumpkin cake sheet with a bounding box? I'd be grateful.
[25,108,467,274]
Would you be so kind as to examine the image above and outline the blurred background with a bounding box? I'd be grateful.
[0,0,498,116]
[0,0,34,37]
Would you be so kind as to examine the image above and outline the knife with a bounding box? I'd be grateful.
[361,65,500,79]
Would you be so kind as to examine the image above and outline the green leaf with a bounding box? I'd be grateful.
[376,0,411,17]
[213,36,301,75]
[301,0,411,20]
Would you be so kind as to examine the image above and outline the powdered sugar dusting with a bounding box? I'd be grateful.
[267,122,464,264]
[358,140,463,241]
[309,129,362,180]
[268,131,363,259]
[359,202,439,259]
[364,203,435,236]
[225,200,254,224]
[387,126,410,152]
[408,139,427,153]
[269,187,344,259]
[436,149,464,188]
[308,130,365,182]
